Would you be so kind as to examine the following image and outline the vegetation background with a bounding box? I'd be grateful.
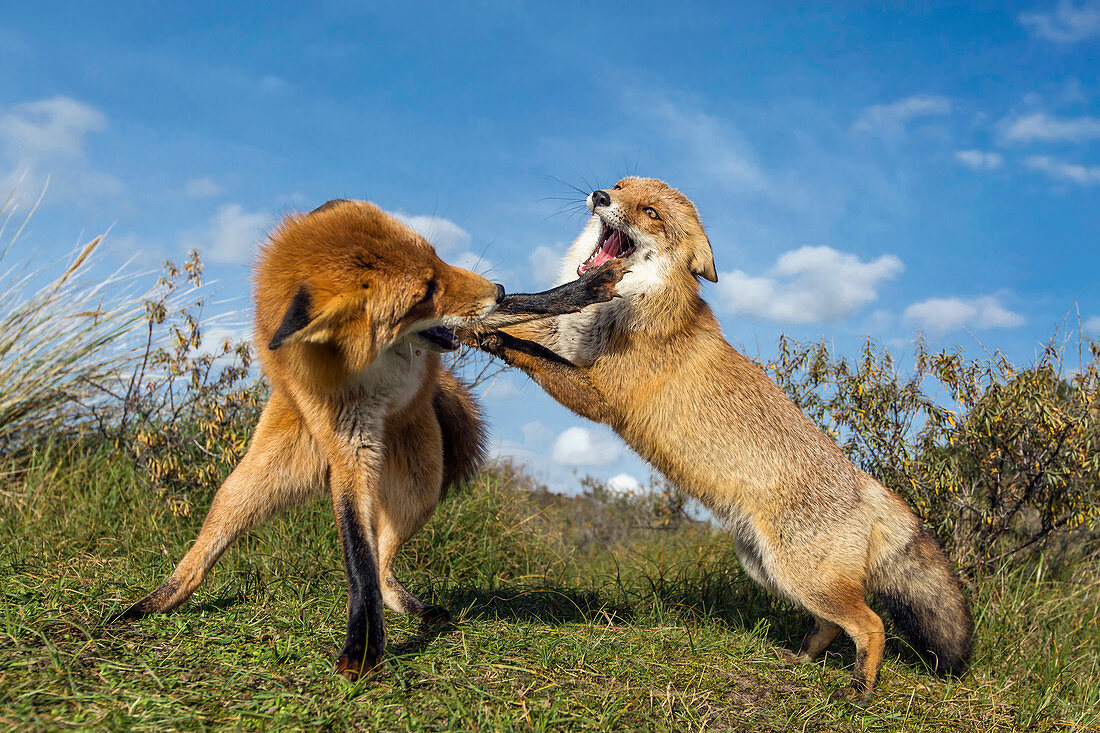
[1,219,1097,731]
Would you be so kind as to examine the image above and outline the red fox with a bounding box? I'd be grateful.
[461,178,972,697]
[111,198,624,680]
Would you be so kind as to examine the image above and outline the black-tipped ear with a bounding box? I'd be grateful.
[309,199,352,215]
[689,234,718,283]
[268,286,313,350]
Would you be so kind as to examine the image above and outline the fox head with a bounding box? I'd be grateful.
[573,177,717,287]
[255,199,503,368]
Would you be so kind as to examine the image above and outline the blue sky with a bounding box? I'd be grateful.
[3,1,1099,492]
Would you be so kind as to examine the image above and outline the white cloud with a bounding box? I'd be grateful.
[955,150,1004,170]
[0,96,106,156]
[0,96,123,205]
[1025,155,1100,184]
[552,426,622,466]
[521,421,554,448]
[1000,112,1100,143]
[257,75,288,94]
[389,211,499,276]
[1020,1,1100,43]
[852,95,953,135]
[903,295,1025,333]
[479,377,522,401]
[198,323,252,355]
[607,473,643,495]
[102,232,168,267]
[181,204,274,264]
[391,212,472,255]
[529,245,563,287]
[185,177,225,198]
[715,246,903,324]
[451,251,497,277]
[1085,316,1100,333]
[645,99,771,195]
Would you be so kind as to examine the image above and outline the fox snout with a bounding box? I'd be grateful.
[589,190,611,210]
[434,265,506,322]
[472,279,506,319]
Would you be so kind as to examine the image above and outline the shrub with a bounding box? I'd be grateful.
[85,251,265,509]
[766,333,1100,572]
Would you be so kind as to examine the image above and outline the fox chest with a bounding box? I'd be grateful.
[552,300,629,366]
[351,345,428,416]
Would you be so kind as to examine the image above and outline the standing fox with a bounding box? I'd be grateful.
[111,199,624,680]
[461,177,972,697]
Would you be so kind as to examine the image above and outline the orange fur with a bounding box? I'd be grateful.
[464,177,972,696]
[112,198,625,681]
[113,200,501,680]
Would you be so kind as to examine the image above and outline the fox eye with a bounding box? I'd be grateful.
[643,206,661,221]
[612,183,622,190]
[418,280,437,304]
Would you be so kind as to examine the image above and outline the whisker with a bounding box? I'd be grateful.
[570,167,598,196]
[540,174,590,198]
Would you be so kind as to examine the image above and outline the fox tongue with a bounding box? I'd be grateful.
[579,230,624,274]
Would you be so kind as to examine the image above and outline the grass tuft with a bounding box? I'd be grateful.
[0,195,148,455]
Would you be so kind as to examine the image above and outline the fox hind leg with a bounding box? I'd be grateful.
[375,412,449,623]
[809,591,886,698]
[111,394,324,621]
[773,566,886,697]
[378,527,450,624]
[795,616,842,662]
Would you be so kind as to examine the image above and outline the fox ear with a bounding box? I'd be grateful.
[268,285,350,350]
[688,234,718,283]
[268,286,315,350]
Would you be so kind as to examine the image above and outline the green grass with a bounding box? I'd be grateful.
[2,446,1098,731]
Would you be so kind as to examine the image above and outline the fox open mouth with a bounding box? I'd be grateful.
[417,326,459,351]
[578,222,636,276]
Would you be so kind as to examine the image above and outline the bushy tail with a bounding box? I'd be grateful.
[871,528,973,676]
[433,369,487,497]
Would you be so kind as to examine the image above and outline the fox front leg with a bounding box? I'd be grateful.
[327,404,389,682]
[481,260,626,329]
[330,458,386,682]
[472,331,611,424]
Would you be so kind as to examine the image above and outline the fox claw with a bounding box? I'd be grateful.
[335,650,383,682]
[830,683,873,703]
[417,605,452,625]
[453,328,508,359]
[106,607,139,624]
[583,260,628,301]
[776,648,804,667]
[477,332,505,357]
[452,327,480,349]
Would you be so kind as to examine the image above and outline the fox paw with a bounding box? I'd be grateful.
[474,331,506,358]
[453,328,507,358]
[335,651,383,682]
[830,683,873,703]
[452,327,481,349]
[416,605,452,626]
[334,641,384,682]
[776,649,804,667]
[581,260,628,302]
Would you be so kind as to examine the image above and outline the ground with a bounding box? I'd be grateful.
[1,452,1096,731]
